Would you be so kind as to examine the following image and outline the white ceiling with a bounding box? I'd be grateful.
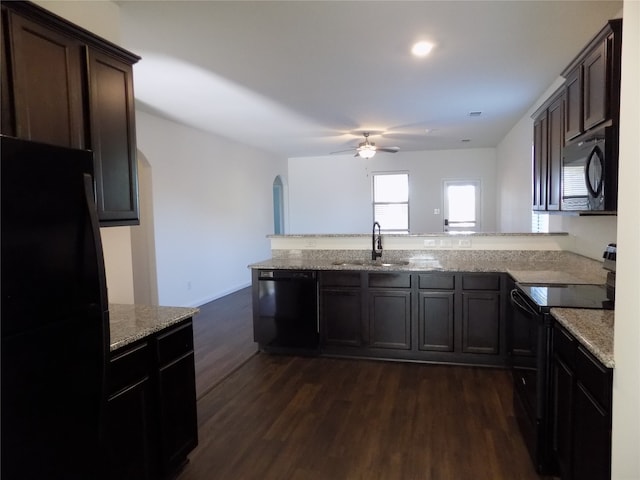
[118,0,622,158]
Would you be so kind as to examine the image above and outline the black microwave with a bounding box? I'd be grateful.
[561,126,618,212]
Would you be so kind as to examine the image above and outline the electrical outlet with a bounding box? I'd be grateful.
[433,208,440,215]
[304,239,317,248]
[423,239,437,247]
[440,239,452,247]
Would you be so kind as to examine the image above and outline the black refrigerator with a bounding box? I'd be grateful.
[1,136,110,479]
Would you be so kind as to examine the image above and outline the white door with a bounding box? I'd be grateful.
[443,180,481,232]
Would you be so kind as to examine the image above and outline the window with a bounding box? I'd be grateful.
[443,180,480,232]
[531,212,549,233]
[372,173,409,233]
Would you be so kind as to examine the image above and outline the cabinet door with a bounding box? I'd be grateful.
[4,10,85,148]
[157,353,198,474]
[321,289,362,346]
[107,378,156,480]
[564,66,582,141]
[88,48,139,226]
[572,383,611,480]
[583,40,607,131]
[461,292,500,354]
[107,342,156,480]
[1,7,14,137]
[368,290,411,350]
[532,115,548,211]
[552,356,574,479]
[547,95,564,211]
[418,291,454,352]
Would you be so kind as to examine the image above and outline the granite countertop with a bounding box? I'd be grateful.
[249,256,605,284]
[109,304,199,352]
[551,308,615,368]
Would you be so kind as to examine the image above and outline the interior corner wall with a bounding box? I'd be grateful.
[288,148,497,234]
[135,110,287,307]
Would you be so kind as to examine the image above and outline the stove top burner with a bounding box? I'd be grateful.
[517,283,614,310]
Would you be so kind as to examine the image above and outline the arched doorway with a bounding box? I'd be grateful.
[273,175,285,234]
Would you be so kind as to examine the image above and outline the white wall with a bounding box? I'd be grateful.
[550,215,618,261]
[288,148,497,234]
[135,111,287,307]
[611,1,640,477]
[495,77,566,233]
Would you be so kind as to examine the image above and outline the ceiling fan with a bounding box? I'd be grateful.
[331,132,400,158]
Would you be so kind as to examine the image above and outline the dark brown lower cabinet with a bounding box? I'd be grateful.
[462,291,501,354]
[321,289,362,346]
[368,289,411,350]
[552,322,612,480]
[418,291,455,352]
[107,319,197,480]
[318,271,505,366]
[156,322,198,474]
[107,342,156,480]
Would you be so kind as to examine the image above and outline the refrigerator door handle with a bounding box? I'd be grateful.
[83,173,109,308]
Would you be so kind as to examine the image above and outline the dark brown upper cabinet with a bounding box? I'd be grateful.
[533,18,621,213]
[1,2,141,226]
[532,90,564,212]
[1,8,86,149]
[562,19,622,142]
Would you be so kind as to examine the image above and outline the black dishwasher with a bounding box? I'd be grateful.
[253,270,319,353]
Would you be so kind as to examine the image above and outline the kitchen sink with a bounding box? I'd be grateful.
[331,260,410,267]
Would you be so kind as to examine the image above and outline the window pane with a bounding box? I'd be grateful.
[374,204,408,230]
[374,174,408,202]
[447,185,476,222]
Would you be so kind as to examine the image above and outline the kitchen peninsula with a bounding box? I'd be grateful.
[251,231,614,369]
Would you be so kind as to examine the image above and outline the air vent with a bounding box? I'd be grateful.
[469,111,482,117]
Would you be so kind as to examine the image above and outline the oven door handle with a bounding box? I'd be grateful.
[510,288,539,318]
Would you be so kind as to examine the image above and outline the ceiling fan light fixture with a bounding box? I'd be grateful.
[358,145,377,159]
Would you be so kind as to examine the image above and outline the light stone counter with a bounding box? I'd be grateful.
[551,308,615,368]
[250,249,607,283]
[109,304,199,352]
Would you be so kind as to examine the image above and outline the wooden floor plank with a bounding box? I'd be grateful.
[182,287,556,480]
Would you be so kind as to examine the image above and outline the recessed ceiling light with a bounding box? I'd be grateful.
[411,41,434,57]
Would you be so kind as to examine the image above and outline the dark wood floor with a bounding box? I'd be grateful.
[182,287,555,480]
[191,287,258,400]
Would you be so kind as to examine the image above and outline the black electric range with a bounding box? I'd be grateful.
[509,282,613,475]
[516,283,614,311]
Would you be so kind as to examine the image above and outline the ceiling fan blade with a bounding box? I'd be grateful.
[377,147,400,153]
[330,148,357,155]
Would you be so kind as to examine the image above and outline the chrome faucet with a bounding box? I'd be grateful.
[372,221,383,261]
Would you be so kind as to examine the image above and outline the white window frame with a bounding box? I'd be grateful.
[372,172,410,234]
[443,179,481,232]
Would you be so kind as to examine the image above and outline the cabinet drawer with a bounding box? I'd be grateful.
[321,271,361,288]
[575,345,612,411]
[462,274,500,291]
[368,273,411,288]
[418,274,455,290]
[156,321,194,366]
[553,325,576,368]
[110,342,150,395]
